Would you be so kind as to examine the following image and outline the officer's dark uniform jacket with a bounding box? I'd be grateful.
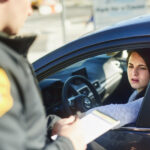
[0,33,74,150]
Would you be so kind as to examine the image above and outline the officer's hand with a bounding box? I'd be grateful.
[56,116,87,150]
[52,116,75,135]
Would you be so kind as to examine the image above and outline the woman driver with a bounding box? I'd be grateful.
[86,48,150,127]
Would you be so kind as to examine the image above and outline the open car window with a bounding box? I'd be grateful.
[40,49,133,117]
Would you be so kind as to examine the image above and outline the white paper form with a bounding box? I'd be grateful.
[80,110,120,144]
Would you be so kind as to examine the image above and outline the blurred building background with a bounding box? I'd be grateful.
[21,0,150,63]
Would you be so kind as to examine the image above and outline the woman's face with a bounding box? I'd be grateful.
[127,52,150,92]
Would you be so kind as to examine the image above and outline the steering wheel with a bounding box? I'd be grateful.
[62,75,101,115]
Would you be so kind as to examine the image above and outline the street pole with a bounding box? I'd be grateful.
[60,0,66,43]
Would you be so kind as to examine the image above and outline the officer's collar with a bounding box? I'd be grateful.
[0,32,36,57]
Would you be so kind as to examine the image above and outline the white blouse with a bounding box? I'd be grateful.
[86,96,143,127]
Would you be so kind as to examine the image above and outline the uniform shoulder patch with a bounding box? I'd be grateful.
[0,68,13,117]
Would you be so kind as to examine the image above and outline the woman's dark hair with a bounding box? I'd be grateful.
[127,48,150,72]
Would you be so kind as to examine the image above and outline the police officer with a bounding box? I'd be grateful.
[0,0,86,150]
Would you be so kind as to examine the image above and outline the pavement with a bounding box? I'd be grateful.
[21,4,94,63]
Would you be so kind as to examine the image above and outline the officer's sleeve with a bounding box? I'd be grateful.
[45,136,74,150]
[47,115,61,132]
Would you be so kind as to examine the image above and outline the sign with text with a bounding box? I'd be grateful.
[93,0,150,29]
